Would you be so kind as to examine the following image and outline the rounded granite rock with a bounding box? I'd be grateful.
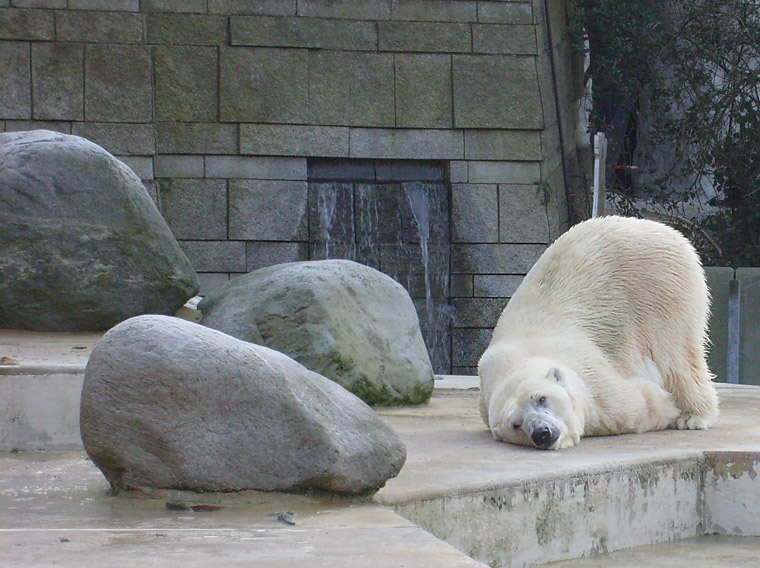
[80,315,407,495]
[0,130,198,331]
[199,260,435,406]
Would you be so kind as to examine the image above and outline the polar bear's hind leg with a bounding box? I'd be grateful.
[667,349,719,430]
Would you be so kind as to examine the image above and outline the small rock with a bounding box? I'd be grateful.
[269,511,297,525]
[191,504,222,512]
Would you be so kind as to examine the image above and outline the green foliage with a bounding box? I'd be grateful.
[576,0,760,266]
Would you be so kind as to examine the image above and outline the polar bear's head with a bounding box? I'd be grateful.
[487,361,584,450]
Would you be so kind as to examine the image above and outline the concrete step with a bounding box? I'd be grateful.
[5,330,760,567]
[5,387,760,567]
[0,329,479,451]
[541,535,760,567]
[0,453,487,568]
[0,330,100,451]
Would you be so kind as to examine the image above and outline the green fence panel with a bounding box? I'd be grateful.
[705,267,734,383]
[737,267,760,386]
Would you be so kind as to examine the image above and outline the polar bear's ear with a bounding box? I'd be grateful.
[547,367,563,382]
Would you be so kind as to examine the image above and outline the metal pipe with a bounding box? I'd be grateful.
[542,0,573,226]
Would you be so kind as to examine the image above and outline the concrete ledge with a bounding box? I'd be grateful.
[0,453,487,568]
[3,387,760,567]
[434,374,480,389]
[0,373,84,451]
[4,331,760,566]
[0,330,100,373]
[388,452,704,567]
[0,331,100,451]
[374,386,760,567]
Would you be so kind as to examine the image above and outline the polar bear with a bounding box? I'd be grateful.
[478,216,719,450]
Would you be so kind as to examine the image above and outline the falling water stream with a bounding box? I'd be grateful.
[317,185,337,258]
[405,183,433,315]
[312,174,451,372]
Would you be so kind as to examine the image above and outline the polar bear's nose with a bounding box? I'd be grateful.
[532,426,557,448]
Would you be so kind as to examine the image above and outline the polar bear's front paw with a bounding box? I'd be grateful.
[553,431,581,449]
[675,414,709,430]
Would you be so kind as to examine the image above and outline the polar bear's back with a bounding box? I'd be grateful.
[492,216,708,369]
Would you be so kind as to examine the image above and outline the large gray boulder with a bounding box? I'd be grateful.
[80,315,406,495]
[199,260,435,406]
[0,130,198,331]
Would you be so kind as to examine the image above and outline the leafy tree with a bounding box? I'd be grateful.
[574,0,760,265]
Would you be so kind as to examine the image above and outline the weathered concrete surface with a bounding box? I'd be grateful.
[374,385,760,567]
[4,330,760,566]
[0,331,101,451]
[4,386,760,567]
[0,453,486,568]
[703,450,760,536]
[541,535,760,567]
[0,384,760,566]
[0,330,100,374]
[376,384,760,503]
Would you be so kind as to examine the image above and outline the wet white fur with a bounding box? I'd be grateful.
[479,216,719,449]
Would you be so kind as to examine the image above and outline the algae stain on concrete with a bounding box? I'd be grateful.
[534,486,564,548]
[711,458,758,480]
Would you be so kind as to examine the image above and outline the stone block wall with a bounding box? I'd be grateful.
[1,0,583,374]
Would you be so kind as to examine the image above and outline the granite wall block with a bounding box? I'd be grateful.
[0,42,31,119]
[71,123,155,155]
[146,13,228,44]
[159,178,228,240]
[453,54,543,129]
[154,46,218,121]
[179,240,246,273]
[85,45,152,122]
[231,16,377,50]
[240,124,350,157]
[56,10,143,42]
[155,122,238,154]
[452,183,499,243]
[499,184,551,243]
[221,47,308,123]
[228,180,308,241]
[395,54,452,129]
[309,51,395,127]
[31,43,83,120]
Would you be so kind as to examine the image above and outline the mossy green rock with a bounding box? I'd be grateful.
[199,260,435,406]
[0,131,198,331]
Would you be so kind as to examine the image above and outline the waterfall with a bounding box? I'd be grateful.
[358,185,378,251]
[404,182,453,374]
[308,168,451,373]
[405,183,432,313]
[317,185,337,259]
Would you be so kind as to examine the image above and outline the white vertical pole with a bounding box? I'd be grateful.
[592,132,607,217]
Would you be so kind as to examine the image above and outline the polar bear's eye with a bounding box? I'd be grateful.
[513,423,522,430]
[538,396,547,405]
